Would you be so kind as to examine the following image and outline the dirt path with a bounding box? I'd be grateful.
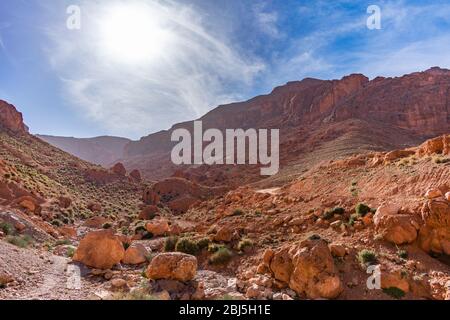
[0,241,95,300]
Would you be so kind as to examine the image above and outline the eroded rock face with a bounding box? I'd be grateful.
[417,135,450,156]
[73,230,125,269]
[0,100,28,133]
[419,200,450,255]
[146,252,197,282]
[265,239,343,299]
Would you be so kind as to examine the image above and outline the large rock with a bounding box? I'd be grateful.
[146,253,197,282]
[122,243,149,265]
[146,219,169,237]
[129,169,142,182]
[73,230,125,269]
[418,200,450,255]
[376,214,420,245]
[374,204,420,245]
[266,240,343,299]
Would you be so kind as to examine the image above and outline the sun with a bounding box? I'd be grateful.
[98,4,171,64]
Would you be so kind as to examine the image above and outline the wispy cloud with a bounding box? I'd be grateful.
[253,3,282,39]
[45,0,264,138]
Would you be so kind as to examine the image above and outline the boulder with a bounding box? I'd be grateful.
[288,240,343,299]
[329,244,347,258]
[213,226,235,243]
[146,219,170,237]
[129,169,142,182]
[146,253,197,282]
[425,188,443,199]
[376,214,420,245]
[122,243,149,265]
[83,216,108,229]
[418,200,450,255]
[381,270,410,293]
[266,240,343,299]
[73,230,125,269]
[87,202,102,213]
[111,163,126,176]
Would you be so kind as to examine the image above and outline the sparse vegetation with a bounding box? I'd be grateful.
[397,249,408,259]
[323,207,345,220]
[209,247,233,265]
[383,287,406,299]
[237,239,254,252]
[355,203,372,216]
[0,222,14,235]
[6,235,33,248]
[357,249,377,266]
[175,238,199,255]
[196,237,211,250]
[164,236,179,252]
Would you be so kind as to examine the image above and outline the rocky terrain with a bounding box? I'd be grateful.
[0,68,449,300]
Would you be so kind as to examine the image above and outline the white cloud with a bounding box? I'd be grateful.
[45,0,264,138]
[253,3,282,39]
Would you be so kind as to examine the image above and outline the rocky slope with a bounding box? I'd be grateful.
[37,135,132,167]
[122,67,450,185]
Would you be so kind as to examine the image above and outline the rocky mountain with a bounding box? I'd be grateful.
[37,135,132,167]
[122,67,450,185]
[0,68,449,301]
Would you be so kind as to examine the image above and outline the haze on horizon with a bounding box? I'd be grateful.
[1,0,450,140]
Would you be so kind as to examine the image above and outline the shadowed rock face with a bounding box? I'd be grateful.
[121,68,450,182]
[0,100,28,134]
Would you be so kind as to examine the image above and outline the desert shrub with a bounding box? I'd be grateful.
[66,246,76,258]
[141,231,153,240]
[357,249,377,266]
[232,209,244,216]
[323,207,345,220]
[196,237,211,250]
[51,219,63,227]
[102,222,113,229]
[308,234,321,241]
[348,213,360,226]
[164,236,179,252]
[175,238,199,255]
[383,287,405,299]
[237,239,254,252]
[209,247,233,265]
[397,249,408,259]
[208,243,223,253]
[6,235,33,248]
[0,222,14,235]
[55,239,71,246]
[355,203,372,216]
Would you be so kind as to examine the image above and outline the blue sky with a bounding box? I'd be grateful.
[1,0,450,139]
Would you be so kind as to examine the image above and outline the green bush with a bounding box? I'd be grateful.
[164,236,179,252]
[355,203,372,216]
[102,222,113,229]
[357,249,377,265]
[237,239,254,252]
[6,235,33,248]
[232,209,244,216]
[383,287,406,299]
[209,247,233,265]
[51,219,63,227]
[175,238,199,255]
[397,249,408,259]
[0,222,14,236]
[323,207,345,220]
[196,238,211,250]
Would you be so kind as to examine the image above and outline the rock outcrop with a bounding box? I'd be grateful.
[0,100,28,133]
[419,200,450,255]
[146,253,198,282]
